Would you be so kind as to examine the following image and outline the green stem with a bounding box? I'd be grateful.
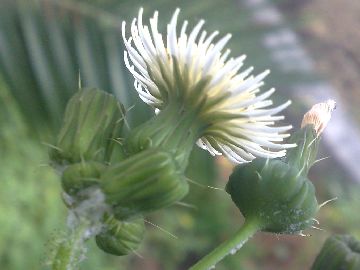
[189,219,261,270]
[51,219,90,270]
[125,100,206,170]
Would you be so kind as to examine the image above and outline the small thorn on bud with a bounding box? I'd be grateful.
[311,218,320,225]
[144,220,178,239]
[301,99,336,136]
[133,250,144,259]
[298,231,311,237]
[78,70,82,89]
[255,171,262,180]
[42,142,63,152]
[186,177,224,191]
[319,197,338,209]
[174,201,197,210]
[311,226,324,231]
[313,156,331,165]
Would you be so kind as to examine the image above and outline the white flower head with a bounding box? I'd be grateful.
[122,8,295,163]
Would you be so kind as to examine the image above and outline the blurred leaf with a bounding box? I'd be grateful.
[0,0,150,133]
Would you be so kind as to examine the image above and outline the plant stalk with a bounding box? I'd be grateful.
[51,218,90,270]
[189,219,261,270]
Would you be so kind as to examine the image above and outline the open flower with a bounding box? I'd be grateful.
[122,8,294,163]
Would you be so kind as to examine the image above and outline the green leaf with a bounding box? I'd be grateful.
[0,0,142,133]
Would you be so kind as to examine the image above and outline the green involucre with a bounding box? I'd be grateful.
[49,88,125,166]
[95,215,145,256]
[311,234,360,270]
[285,125,320,176]
[124,100,206,171]
[101,148,189,220]
[61,161,105,197]
[226,158,318,234]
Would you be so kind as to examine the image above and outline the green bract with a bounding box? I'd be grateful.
[61,161,105,196]
[101,148,189,220]
[226,158,318,234]
[96,216,145,256]
[124,101,205,170]
[49,88,125,166]
[285,125,319,176]
[311,235,360,270]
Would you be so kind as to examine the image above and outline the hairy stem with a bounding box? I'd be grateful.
[51,219,90,270]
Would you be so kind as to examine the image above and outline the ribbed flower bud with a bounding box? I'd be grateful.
[286,99,336,175]
[311,234,360,270]
[49,88,125,166]
[61,161,105,196]
[96,215,145,256]
[226,100,336,234]
[226,158,318,234]
[100,148,189,220]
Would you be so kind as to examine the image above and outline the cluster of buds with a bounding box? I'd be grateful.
[50,88,190,256]
[49,7,340,268]
[50,8,300,257]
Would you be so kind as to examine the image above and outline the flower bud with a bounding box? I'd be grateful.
[226,158,318,234]
[96,215,145,256]
[311,234,360,270]
[61,161,105,196]
[101,148,189,220]
[301,99,336,136]
[49,88,125,166]
[225,100,336,234]
[286,99,336,175]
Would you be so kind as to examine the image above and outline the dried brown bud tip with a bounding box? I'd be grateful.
[301,99,336,136]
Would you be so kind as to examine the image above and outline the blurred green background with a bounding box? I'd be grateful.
[1,0,360,269]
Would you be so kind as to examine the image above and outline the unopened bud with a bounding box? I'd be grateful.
[96,215,145,256]
[286,100,335,175]
[49,88,125,166]
[311,234,360,270]
[301,99,336,136]
[61,161,105,196]
[226,158,318,234]
[226,100,337,234]
[101,148,189,220]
